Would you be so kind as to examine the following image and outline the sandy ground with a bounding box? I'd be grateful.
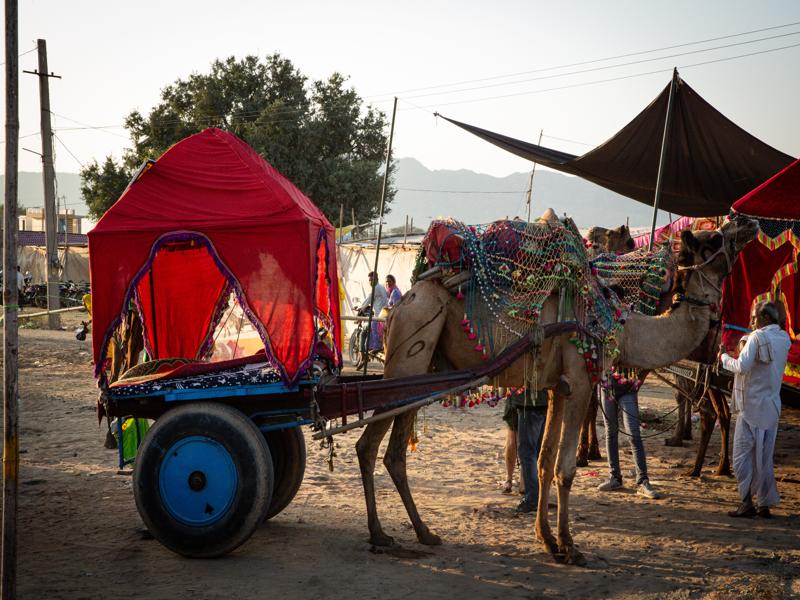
[6,318,800,599]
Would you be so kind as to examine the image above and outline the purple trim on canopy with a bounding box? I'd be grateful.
[313,227,344,367]
[94,230,315,387]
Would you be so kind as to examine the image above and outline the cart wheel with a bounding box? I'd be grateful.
[263,427,306,520]
[133,402,273,558]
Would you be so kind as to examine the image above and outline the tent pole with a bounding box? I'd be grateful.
[338,204,344,244]
[526,129,544,222]
[364,96,397,374]
[649,68,679,251]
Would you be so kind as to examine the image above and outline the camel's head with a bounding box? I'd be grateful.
[605,225,635,252]
[677,216,758,294]
[586,224,635,254]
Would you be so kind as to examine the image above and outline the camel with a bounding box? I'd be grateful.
[577,224,636,466]
[355,212,758,566]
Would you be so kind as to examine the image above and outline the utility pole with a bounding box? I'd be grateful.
[24,39,61,328]
[526,129,544,222]
[3,2,20,597]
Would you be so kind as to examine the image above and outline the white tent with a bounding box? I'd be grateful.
[337,238,421,340]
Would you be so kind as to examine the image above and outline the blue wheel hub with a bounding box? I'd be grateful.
[158,436,239,526]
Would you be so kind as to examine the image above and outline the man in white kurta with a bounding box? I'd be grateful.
[720,301,791,518]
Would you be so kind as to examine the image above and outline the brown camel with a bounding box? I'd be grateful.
[355,213,757,566]
[577,224,636,466]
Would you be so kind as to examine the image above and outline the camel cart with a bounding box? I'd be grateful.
[101,324,573,557]
[87,128,580,558]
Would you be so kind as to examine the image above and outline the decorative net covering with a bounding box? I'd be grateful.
[590,246,674,317]
[421,217,674,385]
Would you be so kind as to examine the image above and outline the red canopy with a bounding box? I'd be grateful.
[732,158,800,220]
[89,128,341,384]
[723,158,800,384]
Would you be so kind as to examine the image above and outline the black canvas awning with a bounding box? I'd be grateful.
[438,77,794,217]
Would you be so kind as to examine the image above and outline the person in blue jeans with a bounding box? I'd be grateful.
[511,388,549,513]
[598,369,662,499]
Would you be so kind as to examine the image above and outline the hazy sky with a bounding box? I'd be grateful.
[3,0,800,185]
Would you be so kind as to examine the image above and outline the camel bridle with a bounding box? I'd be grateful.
[675,232,738,312]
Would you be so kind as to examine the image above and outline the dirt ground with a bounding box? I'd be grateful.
[6,318,800,599]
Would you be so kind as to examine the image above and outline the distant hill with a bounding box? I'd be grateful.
[0,171,87,215]
[388,157,669,230]
[3,161,670,234]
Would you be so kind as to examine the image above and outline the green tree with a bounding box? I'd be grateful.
[80,54,394,222]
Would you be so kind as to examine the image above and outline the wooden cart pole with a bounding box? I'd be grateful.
[363,96,397,374]
[648,68,679,251]
[2,1,20,597]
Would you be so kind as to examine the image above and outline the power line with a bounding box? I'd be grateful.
[366,20,800,98]
[402,30,800,100]
[52,134,84,168]
[0,46,37,67]
[423,41,800,110]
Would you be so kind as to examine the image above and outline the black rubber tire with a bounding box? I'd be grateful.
[133,402,273,558]
[263,427,306,520]
[348,329,361,364]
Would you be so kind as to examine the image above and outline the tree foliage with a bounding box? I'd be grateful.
[81,54,393,223]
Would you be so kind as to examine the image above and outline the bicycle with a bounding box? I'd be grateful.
[348,308,385,369]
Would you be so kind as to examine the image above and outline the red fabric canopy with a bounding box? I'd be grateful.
[732,158,800,219]
[89,128,341,384]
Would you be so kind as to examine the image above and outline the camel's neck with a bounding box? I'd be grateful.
[619,260,726,369]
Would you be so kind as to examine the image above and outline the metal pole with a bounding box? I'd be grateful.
[363,96,397,374]
[648,68,679,251]
[31,39,61,327]
[526,129,543,222]
[2,1,20,597]
[338,204,344,245]
[403,215,408,245]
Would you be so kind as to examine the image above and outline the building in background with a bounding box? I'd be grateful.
[19,207,84,234]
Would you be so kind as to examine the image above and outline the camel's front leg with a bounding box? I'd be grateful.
[687,400,716,477]
[535,391,563,556]
[710,389,732,477]
[554,374,591,567]
[383,409,442,545]
[356,417,394,546]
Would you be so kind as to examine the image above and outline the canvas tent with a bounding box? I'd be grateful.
[723,158,800,385]
[88,128,341,384]
[337,237,421,338]
[438,76,793,216]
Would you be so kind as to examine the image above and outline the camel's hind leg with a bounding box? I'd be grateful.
[535,391,563,556]
[383,409,442,545]
[356,417,395,546]
[554,370,592,566]
[575,389,602,464]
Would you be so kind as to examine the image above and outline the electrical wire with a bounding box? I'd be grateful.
[366,20,800,98]
[418,41,800,110]
[53,133,84,168]
[402,30,800,101]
